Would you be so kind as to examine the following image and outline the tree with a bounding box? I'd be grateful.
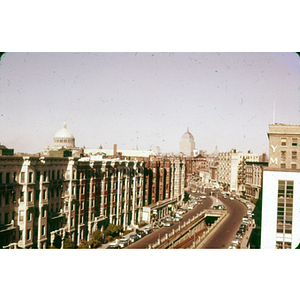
[92,229,103,241]
[89,229,103,249]
[63,237,76,249]
[104,223,123,238]
[78,240,89,249]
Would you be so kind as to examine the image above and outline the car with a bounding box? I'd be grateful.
[230,197,234,201]
[161,218,174,227]
[232,239,240,247]
[237,229,244,235]
[107,242,121,249]
[118,238,129,248]
[228,245,237,249]
[136,229,146,238]
[188,204,195,209]
[200,195,206,199]
[223,195,227,199]
[235,233,243,240]
[153,222,163,229]
[173,215,183,222]
[143,227,153,234]
[129,233,139,243]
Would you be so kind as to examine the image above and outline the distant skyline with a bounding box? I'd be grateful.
[1,52,300,155]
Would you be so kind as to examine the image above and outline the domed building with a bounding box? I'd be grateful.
[43,122,79,156]
[53,122,75,149]
[179,127,196,157]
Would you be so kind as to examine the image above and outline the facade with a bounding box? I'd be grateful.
[179,127,196,157]
[218,149,259,194]
[244,161,268,200]
[261,124,300,249]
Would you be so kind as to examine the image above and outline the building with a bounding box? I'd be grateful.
[261,124,300,249]
[218,149,259,194]
[244,161,268,200]
[43,122,82,156]
[179,127,196,157]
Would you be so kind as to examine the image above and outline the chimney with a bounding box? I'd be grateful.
[113,144,117,156]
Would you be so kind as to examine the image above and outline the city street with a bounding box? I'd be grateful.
[126,192,213,249]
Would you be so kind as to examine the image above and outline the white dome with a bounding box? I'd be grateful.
[53,122,75,148]
[54,122,74,138]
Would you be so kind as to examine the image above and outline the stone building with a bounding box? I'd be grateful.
[261,124,300,249]
[179,127,196,157]
[218,149,259,194]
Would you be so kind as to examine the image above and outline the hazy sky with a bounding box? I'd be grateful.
[1,52,300,155]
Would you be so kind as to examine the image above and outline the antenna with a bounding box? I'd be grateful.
[273,102,275,124]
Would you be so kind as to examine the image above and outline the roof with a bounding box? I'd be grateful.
[54,122,74,139]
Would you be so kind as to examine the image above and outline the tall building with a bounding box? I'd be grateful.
[179,127,196,157]
[261,124,300,249]
[218,149,259,194]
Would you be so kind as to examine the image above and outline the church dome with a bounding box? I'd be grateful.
[53,122,75,149]
[54,122,74,139]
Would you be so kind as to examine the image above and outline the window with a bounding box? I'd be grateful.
[42,208,46,218]
[19,211,24,221]
[0,194,2,206]
[6,173,10,184]
[36,172,40,182]
[292,151,297,160]
[281,151,286,161]
[81,202,84,210]
[277,180,293,249]
[44,171,47,181]
[5,212,9,224]
[28,191,32,202]
[291,164,297,169]
[80,215,84,223]
[280,163,286,169]
[27,211,32,221]
[71,218,74,227]
[292,138,297,146]
[5,194,9,205]
[43,189,46,200]
[27,229,31,240]
[52,171,55,180]
[281,138,287,146]
[29,172,33,183]
[42,225,45,236]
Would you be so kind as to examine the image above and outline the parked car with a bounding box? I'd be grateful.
[161,218,174,227]
[136,229,146,238]
[228,245,237,249]
[143,227,153,234]
[188,204,195,210]
[129,233,139,243]
[173,215,182,222]
[153,222,163,229]
[231,239,240,247]
[107,242,121,249]
[119,238,129,248]
[223,195,227,199]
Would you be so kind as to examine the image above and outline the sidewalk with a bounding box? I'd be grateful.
[240,219,255,249]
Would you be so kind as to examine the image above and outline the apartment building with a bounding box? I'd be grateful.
[261,124,300,249]
[218,149,259,194]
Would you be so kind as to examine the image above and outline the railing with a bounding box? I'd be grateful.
[149,209,228,249]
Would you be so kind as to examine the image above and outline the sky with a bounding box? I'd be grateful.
[0,52,300,155]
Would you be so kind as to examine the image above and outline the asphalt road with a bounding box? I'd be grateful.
[200,192,247,249]
[126,191,213,249]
